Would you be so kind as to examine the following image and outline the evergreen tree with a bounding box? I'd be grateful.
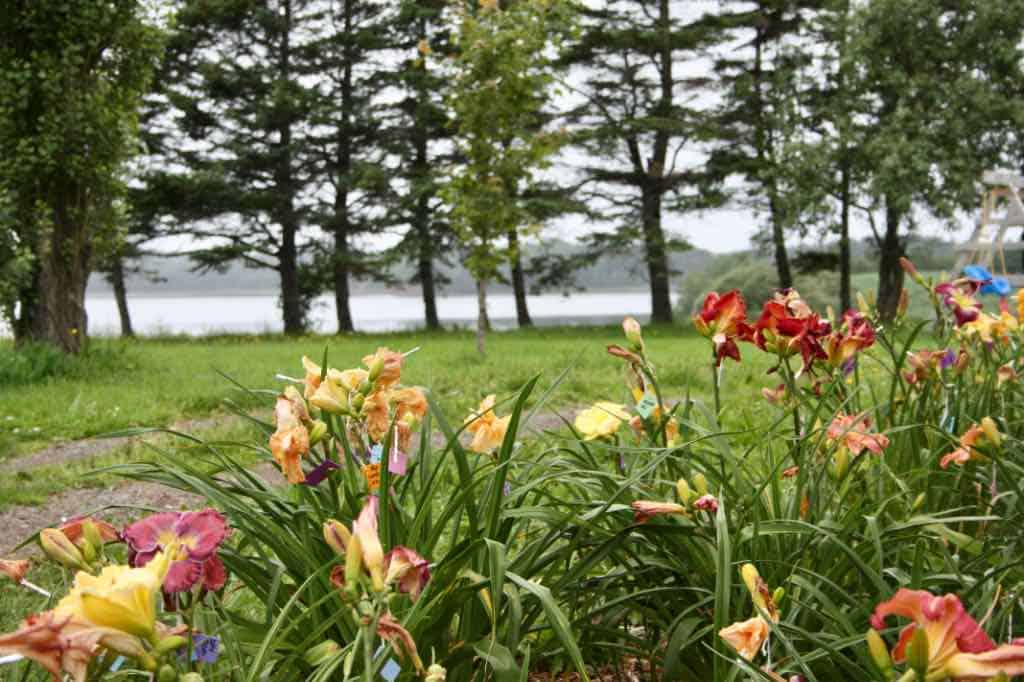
[159,0,319,334]
[0,1,161,352]
[562,0,715,324]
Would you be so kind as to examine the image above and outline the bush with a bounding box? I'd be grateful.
[0,341,133,386]
[679,254,839,316]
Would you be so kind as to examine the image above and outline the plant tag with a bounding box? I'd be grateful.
[369,444,383,464]
[381,659,401,681]
[636,393,658,419]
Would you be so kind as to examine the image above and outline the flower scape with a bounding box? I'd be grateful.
[5,260,1024,681]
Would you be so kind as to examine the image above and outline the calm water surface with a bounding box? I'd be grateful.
[81,291,673,336]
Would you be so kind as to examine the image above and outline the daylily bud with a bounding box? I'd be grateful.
[981,417,1001,447]
[692,472,709,496]
[676,479,693,503]
[772,587,785,606]
[865,629,893,675]
[309,420,328,445]
[425,663,447,682]
[357,379,372,396]
[305,640,341,666]
[857,292,870,315]
[154,635,189,656]
[623,317,643,351]
[900,257,925,286]
[158,665,178,682]
[830,448,850,480]
[40,528,87,570]
[79,520,103,563]
[912,493,926,512]
[906,626,929,678]
[323,520,351,556]
[350,392,365,413]
[181,674,205,682]
[367,356,385,383]
[897,289,910,319]
[991,673,1010,682]
[344,533,363,594]
[740,564,762,604]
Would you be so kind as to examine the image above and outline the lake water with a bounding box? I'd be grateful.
[80,291,675,336]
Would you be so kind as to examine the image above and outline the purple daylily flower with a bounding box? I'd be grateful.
[191,634,220,663]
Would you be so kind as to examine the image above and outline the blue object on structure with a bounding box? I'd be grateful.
[962,264,1011,296]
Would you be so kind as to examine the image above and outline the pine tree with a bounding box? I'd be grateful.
[562,0,716,324]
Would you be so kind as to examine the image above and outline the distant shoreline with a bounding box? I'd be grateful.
[85,288,656,300]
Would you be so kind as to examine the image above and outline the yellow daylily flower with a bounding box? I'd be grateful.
[574,402,629,440]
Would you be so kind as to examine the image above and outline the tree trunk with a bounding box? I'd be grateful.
[838,164,852,312]
[17,204,91,353]
[109,256,134,338]
[507,228,532,327]
[475,278,489,355]
[876,203,905,321]
[413,116,440,330]
[276,0,303,335]
[769,197,793,290]
[641,185,673,323]
[334,222,354,333]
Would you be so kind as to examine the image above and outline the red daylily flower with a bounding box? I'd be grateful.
[824,311,876,369]
[871,589,1024,680]
[748,291,830,373]
[693,290,750,365]
[123,509,229,594]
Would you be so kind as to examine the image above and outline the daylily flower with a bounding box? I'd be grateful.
[904,349,958,387]
[628,414,680,447]
[55,552,170,642]
[719,616,770,661]
[870,588,1024,680]
[940,418,1001,469]
[391,387,428,424]
[762,384,786,405]
[1017,288,1024,321]
[270,388,312,483]
[630,500,687,523]
[464,395,511,454]
[0,611,104,682]
[354,497,386,592]
[823,311,876,370]
[327,367,369,393]
[574,402,630,440]
[826,413,889,457]
[622,316,644,351]
[384,547,430,602]
[693,290,750,365]
[693,494,719,513]
[363,347,403,389]
[310,377,348,414]
[997,362,1018,387]
[57,517,120,550]
[960,311,1018,345]
[377,612,424,673]
[747,291,830,373]
[935,279,982,326]
[362,391,392,443]
[123,509,229,594]
[0,558,29,584]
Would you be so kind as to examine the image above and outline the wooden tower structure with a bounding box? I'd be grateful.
[955,169,1024,286]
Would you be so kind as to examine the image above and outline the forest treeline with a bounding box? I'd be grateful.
[3,0,1024,352]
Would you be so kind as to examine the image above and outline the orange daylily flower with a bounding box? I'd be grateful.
[0,558,29,583]
[464,395,511,454]
[719,617,769,661]
[693,290,750,365]
[362,391,392,443]
[940,418,1000,469]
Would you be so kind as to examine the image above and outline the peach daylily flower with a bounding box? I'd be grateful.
[0,558,29,584]
[0,612,104,682]
[464,395,511,454]
[391,387,428,423]
[270,391,311,483]
[363,347,404,389]
[719,616,769,661]
[302,356,323,400]
[826,413,889,457]
[939,419,999,469]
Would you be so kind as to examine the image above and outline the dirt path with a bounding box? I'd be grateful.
[0,408,573,557]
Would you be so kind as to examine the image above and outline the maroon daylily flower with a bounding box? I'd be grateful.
[693,290,751,365]
[935,280,983,326]
[384,547,430,602]
[123,509,229,594]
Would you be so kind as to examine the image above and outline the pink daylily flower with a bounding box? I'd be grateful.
[871,589,1024,680]
[123,509,229,594]
[384,547,430,602]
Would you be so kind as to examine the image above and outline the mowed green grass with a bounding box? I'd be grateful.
[0,325,781,459]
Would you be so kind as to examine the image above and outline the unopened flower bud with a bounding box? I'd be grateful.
[692,472,708,496]
[80,520,103,563]
[350,393,365,413]
[154,635,189,656]
[906,626,930,678]
[991,672,1010,682]
[158,665,178,682]
[912,493,926,512]
[900,257,925,286]
[981,417,1001,447]
[309,420,328,445]
[865,629,893,675]
[830,448,850,480]
[305,640,341,666]
[181,674,205,682]
[772,587,785,606]
[676,479,693,504]
[323,520,351,556]
[897,289,910,319]
[856,292,871,315]
[367,357,385,383]
[740,564,762,603]
[622,317,643,351]
[39,528,87,570]
[344,533,364,594]
[425,663,447,682]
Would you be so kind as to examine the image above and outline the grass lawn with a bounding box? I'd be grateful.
[0,325,781,461]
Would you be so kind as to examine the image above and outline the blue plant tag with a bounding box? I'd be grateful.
[636,393,658,419]
[369,443,383,464]
[110,656,125,672]
[381,659,401,681]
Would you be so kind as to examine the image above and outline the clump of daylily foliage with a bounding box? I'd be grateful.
[5,257,1024,681]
